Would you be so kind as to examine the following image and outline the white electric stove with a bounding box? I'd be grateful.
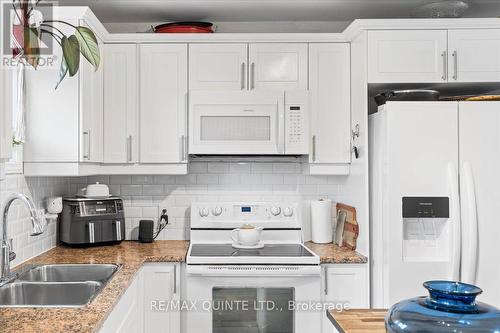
[185,202,322,333]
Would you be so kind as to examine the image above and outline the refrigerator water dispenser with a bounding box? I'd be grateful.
[402,197,450,262]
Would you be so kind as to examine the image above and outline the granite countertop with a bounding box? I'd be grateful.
[327,309,387,333]
[304,242,368,264]
[0,240,189,333]
[0,240,366,333]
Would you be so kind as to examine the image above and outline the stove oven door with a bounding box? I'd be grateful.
[185,266,321,333]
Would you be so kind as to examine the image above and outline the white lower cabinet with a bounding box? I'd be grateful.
[100,263,181,333]
[100,268,143,333]
[142,263,181,333]
[321,264,369,333]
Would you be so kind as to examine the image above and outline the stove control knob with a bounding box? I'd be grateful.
[199,207,209,217]
[283,207,293,217]
[270,206,281,216]
[212,206,223,216]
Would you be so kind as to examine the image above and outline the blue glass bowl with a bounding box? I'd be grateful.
[386,280,500,333]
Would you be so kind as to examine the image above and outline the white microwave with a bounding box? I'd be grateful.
[188,90,309,155]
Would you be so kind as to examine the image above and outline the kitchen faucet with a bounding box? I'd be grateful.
[0,193,45,285]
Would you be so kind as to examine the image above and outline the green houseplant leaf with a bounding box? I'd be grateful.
[75,26,100,70]
[55,57,68,89]
[62,35,80,77]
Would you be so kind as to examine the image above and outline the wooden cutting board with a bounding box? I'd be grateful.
[327,309,387,333]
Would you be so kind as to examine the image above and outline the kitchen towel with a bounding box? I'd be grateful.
[311,199,333,243]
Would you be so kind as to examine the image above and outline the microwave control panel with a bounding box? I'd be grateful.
[284,91,309,154]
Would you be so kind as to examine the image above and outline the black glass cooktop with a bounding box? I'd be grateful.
[190,244,314,257]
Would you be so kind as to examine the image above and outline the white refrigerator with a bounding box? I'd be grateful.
[370,101,500,309]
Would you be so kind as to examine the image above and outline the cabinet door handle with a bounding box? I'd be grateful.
[241,62,246,90]
[452,51,458,81]
[441,51,447,81]
[173,264,177,295]
[184,135,188,161]
[127,135,133,162]
[180,135,187,162]
[312,135,316,162]
[250,62,255,90]
[83,130,91,160]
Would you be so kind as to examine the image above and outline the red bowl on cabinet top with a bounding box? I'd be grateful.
[154,22,214,33]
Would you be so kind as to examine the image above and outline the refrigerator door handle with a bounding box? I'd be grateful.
[447,162,461,281]
[462,161,479,284]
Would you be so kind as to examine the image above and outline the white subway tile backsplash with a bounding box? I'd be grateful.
[283,174,306,184]
[131,175,154,185]
[317,184,340,196]
[142,185,164,196]
[272,163,300,173]
[87,175,110,184]
[110,175,132,185]
[261,174,284,184]
[121,185,143,195]
[125,207,143,218]
[175,174,197,185]
[188,162,208,174]
[229,163,251,174]
[306,175,329,185]
[251,163,273,173]
[153,175,176,184]
[218,174,240,185]
[240,174,262,185]
[196,174,219,185]
[207,163,229,174]
[68,162,340,241]
[1,174,69,267]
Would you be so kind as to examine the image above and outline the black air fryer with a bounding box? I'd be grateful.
[60,197,125,246]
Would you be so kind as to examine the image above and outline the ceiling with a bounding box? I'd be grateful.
[58,0,500,23]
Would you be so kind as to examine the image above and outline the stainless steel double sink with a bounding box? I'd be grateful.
[0,264,120,307]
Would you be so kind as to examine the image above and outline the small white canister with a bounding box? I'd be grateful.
[311,199,334,243]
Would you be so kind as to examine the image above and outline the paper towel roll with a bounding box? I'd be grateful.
[311,199,333,243]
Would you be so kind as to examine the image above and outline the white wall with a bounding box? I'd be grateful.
[69,162,349,242]
[0,175,70,267]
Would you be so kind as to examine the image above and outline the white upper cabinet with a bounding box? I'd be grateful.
[368,30,448,83]
[448,29,500,82]
[103,44,138,164]
[309,43,351,172]
[24,18,102,165]
[140,44,188,163]
[189,43,307,91]
[80,31,104,163]
[189,44,247,90]
[249,43,308,90]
